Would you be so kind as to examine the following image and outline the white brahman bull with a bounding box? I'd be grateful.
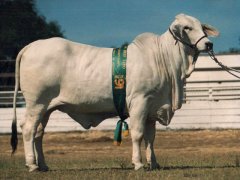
[11,14,219,172]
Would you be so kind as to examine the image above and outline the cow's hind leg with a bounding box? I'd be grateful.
[34,110,52,171]
[144,120,160,170]
[20,105,45,172]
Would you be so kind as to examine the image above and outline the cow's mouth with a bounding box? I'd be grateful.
[198,41,213,53]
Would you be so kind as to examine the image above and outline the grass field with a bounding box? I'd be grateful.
[1,130,240,179]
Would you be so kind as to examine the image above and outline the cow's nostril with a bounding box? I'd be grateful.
[205,42,213,51]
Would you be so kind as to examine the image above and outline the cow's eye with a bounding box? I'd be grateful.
[183,26,192,31]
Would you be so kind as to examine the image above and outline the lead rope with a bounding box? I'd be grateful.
[208,50,240,79]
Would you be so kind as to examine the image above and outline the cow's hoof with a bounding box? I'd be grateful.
[148,162,160,170]
[39,165,49,172]
[134,163,144,170]
[28,164,39,172]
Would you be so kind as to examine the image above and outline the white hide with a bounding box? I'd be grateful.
[13,14,219,171]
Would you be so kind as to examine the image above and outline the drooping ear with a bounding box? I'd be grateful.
[170,16,183,38]
[170,22,182,38]
[202,24,219,37]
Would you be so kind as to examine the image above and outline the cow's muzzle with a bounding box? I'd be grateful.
[205,42,213,51]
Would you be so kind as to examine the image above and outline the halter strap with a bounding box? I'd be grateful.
[168,28,207,51]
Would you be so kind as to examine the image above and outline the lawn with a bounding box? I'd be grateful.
[1,130,240,179]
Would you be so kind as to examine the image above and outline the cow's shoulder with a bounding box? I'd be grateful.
[133,33,159,47]
[134,33,158,42]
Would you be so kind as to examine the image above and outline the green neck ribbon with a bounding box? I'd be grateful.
[112,45,129,146]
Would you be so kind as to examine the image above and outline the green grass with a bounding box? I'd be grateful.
[1,130,240,179]
[1,154,240,180]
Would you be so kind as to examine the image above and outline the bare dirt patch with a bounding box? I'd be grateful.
[1,129,240,158]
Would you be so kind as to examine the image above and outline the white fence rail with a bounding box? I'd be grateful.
[1,101,240,133]
[184,86,240,101]
[0,91,25,107]
[1,85,240,107]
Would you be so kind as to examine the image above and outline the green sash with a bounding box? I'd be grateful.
[112,45,129,145]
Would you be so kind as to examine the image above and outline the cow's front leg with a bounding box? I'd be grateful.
[129,98,148,170]
[144,120,160,170]
[131,125,144,170]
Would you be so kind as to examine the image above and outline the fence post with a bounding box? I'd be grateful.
[209,88,213,100]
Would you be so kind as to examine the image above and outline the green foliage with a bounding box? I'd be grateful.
[218,48,240,55]
[0,0,64,59]
[218,37,240,54]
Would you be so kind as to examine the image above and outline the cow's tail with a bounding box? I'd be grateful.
[11,45,28,155]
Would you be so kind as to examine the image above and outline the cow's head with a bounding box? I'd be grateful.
[169,14,219,77]
[170,13,219,52]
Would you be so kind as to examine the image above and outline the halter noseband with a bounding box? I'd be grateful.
[168,28,207,51]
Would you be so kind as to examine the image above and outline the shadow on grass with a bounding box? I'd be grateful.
[49,167,133,172]
[48,165,239,172]
[160,165,238,171]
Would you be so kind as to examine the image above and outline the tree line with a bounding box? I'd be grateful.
[0,0,64,60]
[0,0,64,90]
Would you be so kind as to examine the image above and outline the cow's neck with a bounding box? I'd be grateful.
[157,31,196,80]
[156,31,196,110]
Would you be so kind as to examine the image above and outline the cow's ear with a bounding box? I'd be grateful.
[171,24,182,38]
[202,24,219,37]
[170,18,183,38]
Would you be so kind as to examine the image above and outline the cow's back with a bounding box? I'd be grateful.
[20,38,115,113]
